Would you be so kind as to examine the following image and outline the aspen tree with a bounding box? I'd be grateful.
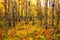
[45,0,48,29]
[8,0,12,27]
[58,0,60,28]
[25,0,30,24]
[12,0,16,27]
[51,0,55,26]
[57,0,60,33]
[4,0,9,33]
[17,0,21,22]
[37,0,42,26]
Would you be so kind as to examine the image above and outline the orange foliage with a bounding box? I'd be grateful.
[45,29,51,38]
[8,29,15,36]
[9,37,14,40]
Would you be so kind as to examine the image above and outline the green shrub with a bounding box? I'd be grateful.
[0,21,6,28]
[0,21,3,28]
[32,19,36,25]
[4,34,9,40]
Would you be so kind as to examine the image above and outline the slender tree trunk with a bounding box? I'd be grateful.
[18,0,20,22]
[45,0,48,30]
[51,0,55,26]
[4,0,7,18]
[0,11,2,21]
[37,0,42,26]
[8,0,12,27]
[12,0,16,27]
[4,0,9,33]
[57,0,60,33]
[25,0,29,24]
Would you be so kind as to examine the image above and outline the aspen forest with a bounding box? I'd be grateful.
[0,0,60,40]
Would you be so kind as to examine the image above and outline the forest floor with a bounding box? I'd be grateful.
[0,21,60,40]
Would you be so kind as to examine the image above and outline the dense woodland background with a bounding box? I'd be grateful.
[0,0,60,40]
